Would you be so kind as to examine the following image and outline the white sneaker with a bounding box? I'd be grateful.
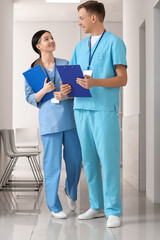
[107,215,121,228]
[78,208,105,220]
[51,211,67,219]
[63,188,76,211]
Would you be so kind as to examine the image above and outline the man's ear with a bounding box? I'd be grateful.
[91,14,97,23]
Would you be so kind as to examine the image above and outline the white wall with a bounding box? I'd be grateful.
[123,0,146,192]
[0,0,13,183]
[0,0,13,129]
[123,0,146,117]
[154,0,160,203]
[123,0,160,203]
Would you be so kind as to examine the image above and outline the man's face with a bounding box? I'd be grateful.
[78,8,93,33]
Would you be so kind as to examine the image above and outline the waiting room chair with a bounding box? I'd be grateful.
[15,127,40,150]
[15,127,41,166]
[0,129,43,191]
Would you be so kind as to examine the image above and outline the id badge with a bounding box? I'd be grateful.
[83,69,93,77]
[51,98,59,104]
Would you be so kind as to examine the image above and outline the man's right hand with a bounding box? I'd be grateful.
[43,77,55,93]
[60,81,72,95]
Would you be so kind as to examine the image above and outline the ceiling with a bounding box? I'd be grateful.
[13,0,123,22]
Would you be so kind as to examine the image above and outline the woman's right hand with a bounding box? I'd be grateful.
[43,77,55,93]
[60,81,71,95]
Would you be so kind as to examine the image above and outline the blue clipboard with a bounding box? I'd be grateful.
[56,65,91,97]
[23,65,54,103]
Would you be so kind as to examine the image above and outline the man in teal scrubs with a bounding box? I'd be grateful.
[61,0,127,227]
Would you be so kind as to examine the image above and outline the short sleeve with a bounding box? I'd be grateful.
[70,46,77,65]
[112,38,127,68]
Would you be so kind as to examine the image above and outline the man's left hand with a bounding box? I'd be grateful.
[76,75,95,89]
[54,91,68,101]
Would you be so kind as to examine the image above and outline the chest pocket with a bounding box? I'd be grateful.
[92,52,106,70]
[98,54,104,61]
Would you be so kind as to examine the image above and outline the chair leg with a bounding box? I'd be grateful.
[5,157,18,186]
[0,158,13,186]
[28,156,41,186]
[30,156,43,183]
[30,157,42,185]
[33,156,43,181]
[0,156,43,192]
[0,157,17,187]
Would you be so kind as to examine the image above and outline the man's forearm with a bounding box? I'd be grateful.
[93,75,127,88]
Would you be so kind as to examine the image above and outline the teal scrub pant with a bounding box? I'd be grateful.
[41,128,82,213]
[74,109,122,218]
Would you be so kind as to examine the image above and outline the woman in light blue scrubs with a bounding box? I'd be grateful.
[25,30,82,219]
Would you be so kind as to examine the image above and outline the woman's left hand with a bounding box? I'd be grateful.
[54,91,68,101]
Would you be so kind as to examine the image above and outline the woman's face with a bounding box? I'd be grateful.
[36,32,56,54]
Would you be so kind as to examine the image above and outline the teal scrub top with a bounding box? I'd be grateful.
[25,58,76,135]
[70,31,127,112]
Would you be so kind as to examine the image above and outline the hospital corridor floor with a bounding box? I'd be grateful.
[0,168,160,240]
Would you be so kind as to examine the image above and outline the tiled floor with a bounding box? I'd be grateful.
[0,168,160,240]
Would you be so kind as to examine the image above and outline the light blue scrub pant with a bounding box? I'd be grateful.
[41,128,82,213]
[74,109,122,218]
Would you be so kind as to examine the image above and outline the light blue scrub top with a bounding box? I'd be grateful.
[25,58,76,136]
[70,31,127,112]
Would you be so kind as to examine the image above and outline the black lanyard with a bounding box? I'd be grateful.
[44,58,56,83]
[87,29,106,70]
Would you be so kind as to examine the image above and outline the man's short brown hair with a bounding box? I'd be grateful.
[77,1,105,23]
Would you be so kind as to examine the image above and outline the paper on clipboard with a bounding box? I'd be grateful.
[56,65,92,97]
[23,65,54,103]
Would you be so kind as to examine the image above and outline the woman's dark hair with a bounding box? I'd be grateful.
[31,30,50,68]
[31,30,51,55]
[77,1,105,23]
[31,59,38,68]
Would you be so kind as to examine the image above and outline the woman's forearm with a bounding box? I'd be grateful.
[35,88,47,102]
